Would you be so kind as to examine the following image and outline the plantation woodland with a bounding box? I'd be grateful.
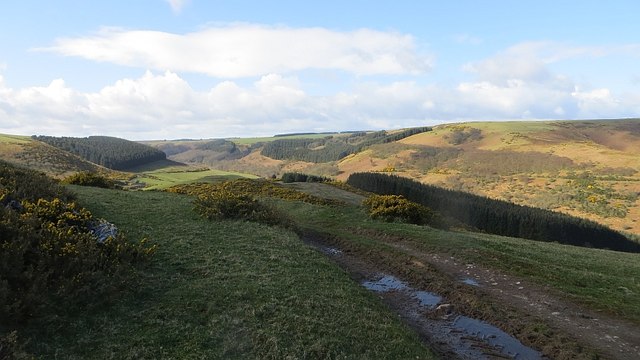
[33,135,166,170]
[261,127,431,162]
[347,172,640,252]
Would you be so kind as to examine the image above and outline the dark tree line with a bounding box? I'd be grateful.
[33,135,166,170]
[346,172,640,253]
[281,172,330,183]
[261,127,432,163]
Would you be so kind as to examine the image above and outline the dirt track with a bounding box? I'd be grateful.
[304,232,640,360]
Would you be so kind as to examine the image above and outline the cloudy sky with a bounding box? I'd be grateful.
[1,1,639,140]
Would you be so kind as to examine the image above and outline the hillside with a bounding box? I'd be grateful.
[3,154,639,358]
[147,120,640,235]
[4,119,637,235]
[381,120,640,235]
[0,134,105,177]
[33,135,166,170]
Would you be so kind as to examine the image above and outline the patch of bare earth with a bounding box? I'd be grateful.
[418,249,640,360]
[304,232,640,360]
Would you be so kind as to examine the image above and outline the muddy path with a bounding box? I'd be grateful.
[304,232,640,360]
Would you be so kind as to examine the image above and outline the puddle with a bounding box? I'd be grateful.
[461,278,480,287]
[362,275,408,292]
[362,274,542,359]
[414,291,442,308]
[453,316,543,359]
[320,246,342,256]
[363,275,441,308]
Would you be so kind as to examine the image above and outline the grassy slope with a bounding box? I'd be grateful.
[339,120,640,235]
[133,167,259,189]
[0,134,106,177]
[279,183,640,324]
[149,121,640,235]
[22,186,433,359]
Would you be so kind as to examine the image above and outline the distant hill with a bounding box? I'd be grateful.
[3,120,637,235]
[0,134,104,177]
[341,120,640,235]
[33,135,166,170]
[145,120,640,235]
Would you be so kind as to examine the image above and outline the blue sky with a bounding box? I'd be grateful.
[1,0,639,140]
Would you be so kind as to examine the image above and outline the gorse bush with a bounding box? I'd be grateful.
[167,179,339,206]
[62,171,115,189]
[0,161,156,325]
[186,180,293,226]
[170,179,340,227]
[363,194,439,226]
[0,160,70,202]
[194,190,288,226]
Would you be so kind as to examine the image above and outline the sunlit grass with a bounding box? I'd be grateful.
[277,198,640,323]
[135,168,259,189]
[0,133,31,144]
[20,186,434,359]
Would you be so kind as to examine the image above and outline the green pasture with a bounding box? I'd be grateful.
[134,168,259,189]
[20,186,433,359]
[0,133,31,144]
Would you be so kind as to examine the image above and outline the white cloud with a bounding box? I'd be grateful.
[39,24,433,78]
[165,0,189,14]
[4,38,640,140]
[464,41,640,85]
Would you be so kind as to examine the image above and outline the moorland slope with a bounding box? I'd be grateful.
[146,119,640,234]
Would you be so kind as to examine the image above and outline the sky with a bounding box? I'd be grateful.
[1,1,639,140]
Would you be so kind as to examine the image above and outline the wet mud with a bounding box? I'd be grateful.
[362,273,542,359]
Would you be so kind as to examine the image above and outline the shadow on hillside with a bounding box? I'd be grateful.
[124,159,188,172]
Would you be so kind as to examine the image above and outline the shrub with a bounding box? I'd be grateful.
[0,198,155,323]
[0,161,156,324]
[194,190,289,227]
[62,171,115,189]
[363,195,438,226]
[0,160,71,202]
[167,179,339,206]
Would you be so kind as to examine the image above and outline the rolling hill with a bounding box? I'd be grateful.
[2,119,638,234]
[0,133,105,177]
[144,119,640,235]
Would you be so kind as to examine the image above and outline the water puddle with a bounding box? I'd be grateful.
[320,246,342,256]
[461,278,480,287]
[414,291,442,308]
[362,273,542,359]
[453,316,542,359]
[364,275,442,309]
[362,275,408,292]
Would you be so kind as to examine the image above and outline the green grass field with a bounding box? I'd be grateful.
[134,167,260,189]
[228,132,350,145]
[0,133,31,144]
[19,186,433,358]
